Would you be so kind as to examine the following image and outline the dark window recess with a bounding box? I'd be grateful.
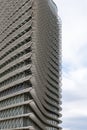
[0,47,32,69]
[25,47,32,53]
[25,36,31,43]
[0,36,31,61]
[0,25,32,52]
[44,106,58,116]
[24,92,33,101]
[49,62,58,73]
[47,74,58,84]
[47,80,58,90]
[25,69,32,76]
[45,99,57,109]
[0,82,25,97]
[46,87,58,97]
[23,80,32,87]
[25,26,32,32]
[0,61,24,78]
[46,93,57,103]
[48,67,58,78]
[49,56,58,66]
[0,80,33,98]
[0,58,32,78]
[24,58,31,65]
[0,71,25,87]
[0,0,32,44]
[24,105,32,114]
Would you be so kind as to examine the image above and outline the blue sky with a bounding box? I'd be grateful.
[53,0,87,130]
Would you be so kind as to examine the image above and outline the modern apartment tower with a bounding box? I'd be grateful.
[0,0,62,129]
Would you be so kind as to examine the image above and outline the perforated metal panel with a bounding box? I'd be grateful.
[0,0,62,130]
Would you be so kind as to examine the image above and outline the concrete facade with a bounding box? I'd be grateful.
[0,0,62,129]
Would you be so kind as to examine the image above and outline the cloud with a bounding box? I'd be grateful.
[53,0,87,130]
[62,99,87,118]
[63,67,87,95]
[62,65,87,130]
[62,66,87,118]
[53,0,87,65]
[63,129,71,130]
[62,117,87,130]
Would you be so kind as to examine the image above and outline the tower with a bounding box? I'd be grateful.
[0,0,62,129]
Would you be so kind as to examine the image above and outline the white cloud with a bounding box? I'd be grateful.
[54,0,87,66]
[62,66,87,119]
[63,67,87,98]
[53,0,87,130]
[62,99,87,118]
[63,129,71,130]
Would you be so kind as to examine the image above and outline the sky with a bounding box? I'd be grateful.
[53,0,87,130]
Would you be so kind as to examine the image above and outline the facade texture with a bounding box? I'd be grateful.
[0,0,62,130]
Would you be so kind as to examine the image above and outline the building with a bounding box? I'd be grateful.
[0,0,62,129]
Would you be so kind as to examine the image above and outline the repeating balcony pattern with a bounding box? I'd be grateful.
[0,0,62,130]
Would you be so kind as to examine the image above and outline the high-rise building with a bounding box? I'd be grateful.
[0,0,62,129]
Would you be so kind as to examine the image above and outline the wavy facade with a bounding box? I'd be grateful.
[0,0,62,129]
